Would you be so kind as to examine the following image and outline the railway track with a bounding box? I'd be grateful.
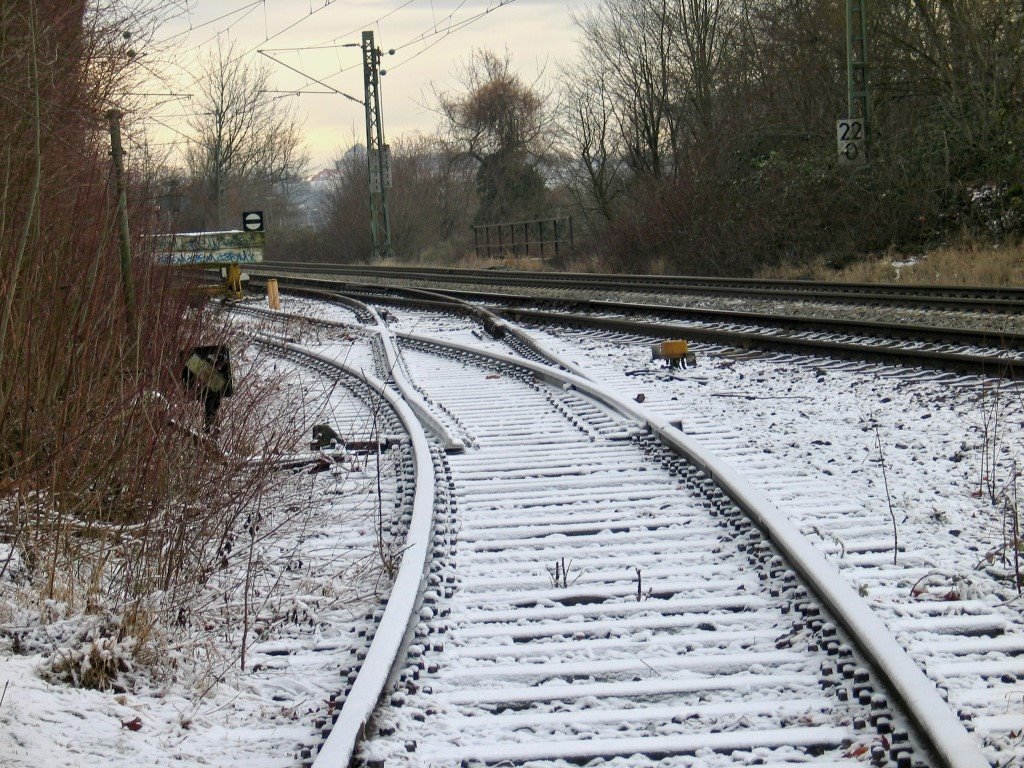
[248,277,1024,378]
[358,339,937,768]
[230,295,1023,767]
[254,261,1024,315]
[348,283,1024,350]
[251,335,444,765]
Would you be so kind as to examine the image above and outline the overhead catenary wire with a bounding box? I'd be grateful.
[156,0,265,45]
[132,1,361,166]
[158,0,347,69]
[141,0,523,161]
[261,0,515,100]
[259,0,419,53]
[140,114,198,145]
[130,55,199,116]
[233,0,348,63]
[390,0,471,52]
[257,51,364,105]
[388,0,520,72]
[170,2,267,62]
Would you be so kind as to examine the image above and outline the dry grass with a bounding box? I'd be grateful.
[385,244,603,273]
[758,241,1024,286]
[384,238,1024,286]
[387,249,550,271]
[0,5,327,689]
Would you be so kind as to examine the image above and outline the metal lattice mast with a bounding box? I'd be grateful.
[846,0,869,145]
[362,30,392,260]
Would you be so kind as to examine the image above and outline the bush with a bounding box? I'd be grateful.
[40,614,138,692]
[0,2,300,686]
[598,138,953,276]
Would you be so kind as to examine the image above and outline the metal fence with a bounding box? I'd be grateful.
[472,217,574,260]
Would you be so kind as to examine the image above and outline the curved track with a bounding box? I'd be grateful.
[235,297,1009,767]
[252,336,441,766]
[360,338,943,768]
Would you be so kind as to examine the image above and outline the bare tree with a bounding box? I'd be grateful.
[557,62,627,225]
[185,41,309,229]
[669,0,736,140]
[321,134,476,263]
[321,143,372,263]
[575,0,679,178]
[387,133,477,258]
[874,0,1024,181]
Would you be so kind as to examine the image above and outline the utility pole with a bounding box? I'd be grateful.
[847,0,869,130]
[106,108,137,341]
[214,141,226,229]
[362,30,392,260]
[838,0,869,162]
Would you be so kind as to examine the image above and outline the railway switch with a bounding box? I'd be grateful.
[651,339,697,368]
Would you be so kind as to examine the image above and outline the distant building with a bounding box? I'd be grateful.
[310,167,341,188]
[287,147,369,224]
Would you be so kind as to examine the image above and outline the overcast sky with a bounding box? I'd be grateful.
[145,0,589,170]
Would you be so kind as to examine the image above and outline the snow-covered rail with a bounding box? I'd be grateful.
[328,282,1024,378]
[254,337,442,767]
[382,330,989,768]
[249,299,997,767]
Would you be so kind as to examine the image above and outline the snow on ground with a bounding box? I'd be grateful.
[318,296,1024,622]
[366,302,1024,756]
[522,325,1024,753]
[529,326,1024,600]
[1,348,394,767]
[280,294,518,360]
[5,292,1023,766]
[315,272,1024,334]
[277,296,362,328]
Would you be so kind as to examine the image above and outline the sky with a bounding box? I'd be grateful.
[142,0,590,171]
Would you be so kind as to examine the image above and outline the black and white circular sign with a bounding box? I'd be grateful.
[242,211,264,232]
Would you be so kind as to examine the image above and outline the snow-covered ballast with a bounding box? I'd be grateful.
[251,338,438,768]
[387,328,990,768]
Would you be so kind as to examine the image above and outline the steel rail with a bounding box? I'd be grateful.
[251,277,1024,378]
[254,260,1024,313]
[253,297,989,767]
[363,303,466,453]
[358,284,1024,350]
[254,337,439,768]
[236,301,464,452]
[351,283,596,380]
[503,307,1024,378]
[249,274,1024,349]
[244,280,593,379]
[386,327,990,768]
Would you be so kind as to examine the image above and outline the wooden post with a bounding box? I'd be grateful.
[226,263,243,297]
[106,109,136,339]
[267,278,281,311]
